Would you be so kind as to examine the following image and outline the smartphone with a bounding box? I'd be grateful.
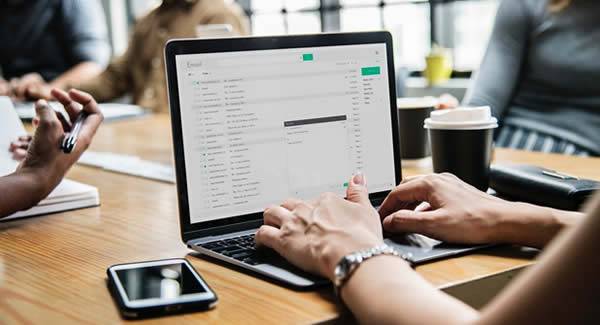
[106,258,218,319]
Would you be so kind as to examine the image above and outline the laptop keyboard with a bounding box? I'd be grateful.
[198,234,267,266]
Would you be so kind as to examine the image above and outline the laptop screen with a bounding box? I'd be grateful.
[175,43,397,224]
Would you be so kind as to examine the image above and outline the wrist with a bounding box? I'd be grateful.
[323,237,384,281]
[332,243,412,299]
[339,254,412,304]
[16,166,58,200]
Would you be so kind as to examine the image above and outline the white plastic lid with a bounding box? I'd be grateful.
[424,106,498,130]
[397,97,438,110]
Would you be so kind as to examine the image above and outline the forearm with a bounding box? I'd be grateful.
[0,170,50,218]
[75,59,130,102]
[494,202,583,248]
[478,194,600,324]
[340,256,478,325]
[49,62,103,90]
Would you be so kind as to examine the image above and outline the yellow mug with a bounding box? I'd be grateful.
[424,52,453,86]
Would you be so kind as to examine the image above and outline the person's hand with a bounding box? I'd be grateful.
[22,83,54,100]
[0,77,10,96]
[9,73,47,100]
[255,173,384,280]
[9,105,55,161]
[379,173,511,244]
[9,135,33,161]
[437,93,459,109]
[17,88,103,197]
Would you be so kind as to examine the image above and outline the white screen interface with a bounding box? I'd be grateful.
[176,43,397,224]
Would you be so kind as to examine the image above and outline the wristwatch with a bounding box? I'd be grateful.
[333,244,413,296]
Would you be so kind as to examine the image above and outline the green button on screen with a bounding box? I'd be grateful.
[302,53,314,61]
[343,182,349,188]
[361,66,381,76]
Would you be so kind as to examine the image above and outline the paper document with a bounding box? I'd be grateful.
[79,151,175,183]
[0,96,100,221]
[0,97,28,175]
[13,101,147,122]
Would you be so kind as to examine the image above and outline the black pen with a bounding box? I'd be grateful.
[61,112,87,154]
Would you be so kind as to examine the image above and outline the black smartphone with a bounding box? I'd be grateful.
[106,258,218,319]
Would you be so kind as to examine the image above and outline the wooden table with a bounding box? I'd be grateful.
[1,115,599,324]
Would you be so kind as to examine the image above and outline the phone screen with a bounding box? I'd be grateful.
[115,262,206,301]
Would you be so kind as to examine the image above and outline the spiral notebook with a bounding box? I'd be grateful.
[0,97,100,221]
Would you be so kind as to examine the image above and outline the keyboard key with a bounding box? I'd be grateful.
[212,245,241,253]
[211,241,226,247]
[231,250,254,260]
[200,242,218,249]
[221,247,248,257]
[256,247,278,257]
[201,234,257,254]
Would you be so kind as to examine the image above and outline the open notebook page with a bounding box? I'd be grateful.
[0,97,27,176]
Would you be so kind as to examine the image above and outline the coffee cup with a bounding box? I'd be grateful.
[424,106,498,191]
[397,97,437,164]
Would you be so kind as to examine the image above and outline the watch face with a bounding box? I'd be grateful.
[337,256,349,274]
[334,256,351,287]
[335,254,360,283]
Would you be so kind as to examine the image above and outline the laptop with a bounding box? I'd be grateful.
[165,32,486,289]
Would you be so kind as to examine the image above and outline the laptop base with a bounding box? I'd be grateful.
[188,231,488,290]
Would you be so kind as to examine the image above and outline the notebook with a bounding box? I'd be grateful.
[0,96,100,221]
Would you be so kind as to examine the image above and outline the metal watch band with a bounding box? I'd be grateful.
[333,244,413,297]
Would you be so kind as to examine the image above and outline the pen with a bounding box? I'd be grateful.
[61,112,87,154]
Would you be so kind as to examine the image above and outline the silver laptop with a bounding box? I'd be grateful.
[164,32,485,289]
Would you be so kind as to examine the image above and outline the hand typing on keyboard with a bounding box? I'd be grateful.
[254,173,385,281]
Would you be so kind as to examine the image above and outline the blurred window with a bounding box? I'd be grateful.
[119,0,498,73]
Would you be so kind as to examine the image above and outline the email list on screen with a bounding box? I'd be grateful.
[175,43,396,223]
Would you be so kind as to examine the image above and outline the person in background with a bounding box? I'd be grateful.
[0,89,103,218]
[0,0,110,101]
[462,0,600,156]
[74,0,249,113]
[255,172,599,324]
[9,0,249,159]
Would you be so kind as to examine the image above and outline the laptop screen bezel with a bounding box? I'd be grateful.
[164,32,402,242]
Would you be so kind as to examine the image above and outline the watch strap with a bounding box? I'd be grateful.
[333,244,412,297]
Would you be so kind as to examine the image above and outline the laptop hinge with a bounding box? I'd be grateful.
[184,220,262,242]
